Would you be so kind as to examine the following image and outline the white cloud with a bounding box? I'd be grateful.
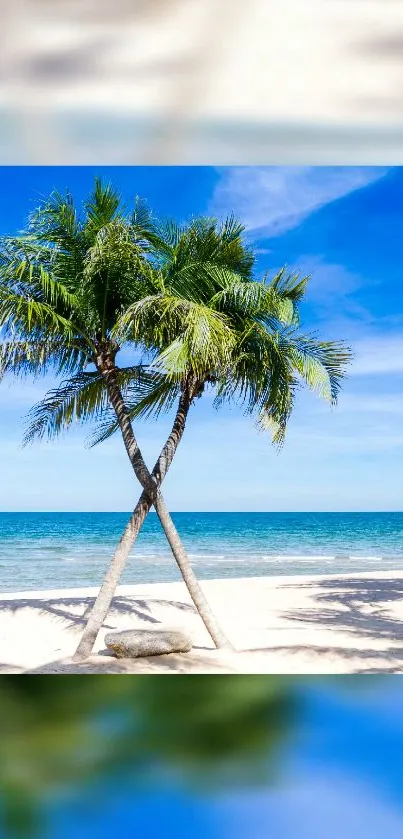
[338,393,403,415]
[352,335,403,376]
[284,255,371,327]
[290,255,363,302]
[292,429,403,455]
[210,167,388,238]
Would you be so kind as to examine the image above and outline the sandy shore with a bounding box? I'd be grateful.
[1,570,403,674]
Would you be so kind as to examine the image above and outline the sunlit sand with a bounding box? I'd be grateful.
[1,570,403,674]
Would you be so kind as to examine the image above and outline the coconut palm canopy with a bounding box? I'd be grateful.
[0,179,350,447]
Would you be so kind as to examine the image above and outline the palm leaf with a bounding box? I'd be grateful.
[23,365,151,446]
[87,373,181,447]
[0,339,87,381]
[289,335,352,402]
[83,178,121,240]
[22,372,107,446]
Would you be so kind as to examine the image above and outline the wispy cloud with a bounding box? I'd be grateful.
[337,393,403,415]
[352,335,403,376]
[210,167,388,238]
[288,255,370,324]
[292,429,403,455]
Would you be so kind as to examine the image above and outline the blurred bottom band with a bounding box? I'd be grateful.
[0,675,402,838]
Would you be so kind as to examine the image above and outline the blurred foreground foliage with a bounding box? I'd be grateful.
[0,675,297,836]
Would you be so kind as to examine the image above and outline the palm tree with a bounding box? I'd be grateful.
[7,196,352,659]
[0,181,241,649]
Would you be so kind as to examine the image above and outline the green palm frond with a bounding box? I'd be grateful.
[157,215,254,287]
[35,265,80,311]
[23,364,151,446]
[22,372,107,446]
[87,373,181,447]
[154,218,188,252]
[27,190,85,275]
[122,294,236,378]
[209,273,295,326]
[130,195,154,236]
[270,267,309,303]
[83,178,121,239]
[213,318,352,444]
[82,219,154,335]
[0,339,87,381]
[130,197,174,255]
[1,251,80,312]
[0,286,77,339]
[289,335,352,402]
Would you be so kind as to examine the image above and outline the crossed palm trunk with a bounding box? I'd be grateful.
[74,360,232,661]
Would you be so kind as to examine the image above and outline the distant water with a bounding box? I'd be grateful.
[1,511,403,593]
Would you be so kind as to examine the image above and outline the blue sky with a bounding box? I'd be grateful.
[0,165,402,512]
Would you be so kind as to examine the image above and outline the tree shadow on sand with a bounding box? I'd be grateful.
[245,643,403,674]
[0,594,195,631]
[256,576,403,673]
[283,577,403,641]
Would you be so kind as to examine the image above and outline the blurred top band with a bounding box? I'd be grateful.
[2,0,403,163]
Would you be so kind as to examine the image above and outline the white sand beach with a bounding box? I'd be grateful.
[1,570,403,674]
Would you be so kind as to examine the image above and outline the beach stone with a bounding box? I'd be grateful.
[104,629,193,658]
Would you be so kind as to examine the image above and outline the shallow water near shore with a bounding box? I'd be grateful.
[1,511,403,592]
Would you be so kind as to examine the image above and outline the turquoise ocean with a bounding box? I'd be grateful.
[1,511,403,593]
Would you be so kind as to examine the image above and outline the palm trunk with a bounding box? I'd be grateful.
[74,365,231,660]
[73,494,152,661]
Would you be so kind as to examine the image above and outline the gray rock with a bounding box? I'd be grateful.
[104,629,193,658]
